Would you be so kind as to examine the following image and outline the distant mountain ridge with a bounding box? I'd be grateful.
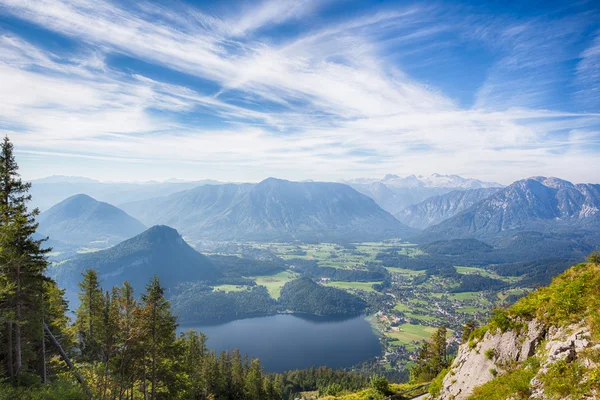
[29,176,225,211]
[343,173,503,214]
[37,194,146,245]
[122,178,415,242]
[344,173,502,189]
[396,187,502,229]
[420,177,600,242]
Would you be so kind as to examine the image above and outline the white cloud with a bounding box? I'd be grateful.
[0,0,599,184]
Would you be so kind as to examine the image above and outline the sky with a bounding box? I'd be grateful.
[0,0,599,184]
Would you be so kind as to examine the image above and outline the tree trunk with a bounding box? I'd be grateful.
[41,322,47,384]
[15,264,22,375]
[7,322,14,382]
[151,305,157,400]
[15,303,21,374]
[44,322,93,399]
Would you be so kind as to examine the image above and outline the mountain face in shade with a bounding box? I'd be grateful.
[343,174,503,214]
[420,177,600,242]
[51,225,222,296]
[37,194,147,245]
[396,187,502,229]
[122,178,415,242]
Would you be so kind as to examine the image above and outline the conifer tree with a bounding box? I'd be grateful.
[140,276,178,400]
[75,269,106,363]
[0,135,51,381]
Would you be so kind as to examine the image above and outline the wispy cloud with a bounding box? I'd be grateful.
[0,0,599,183]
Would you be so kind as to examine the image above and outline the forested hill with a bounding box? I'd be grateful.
[51,225,222,296]
[279,278,368,316]
[122,178,415,242]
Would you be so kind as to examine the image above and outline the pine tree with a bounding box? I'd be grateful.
[75,269,106,363]
[0,135,51,382]
[245,358,265,400]
[140,276,178,400]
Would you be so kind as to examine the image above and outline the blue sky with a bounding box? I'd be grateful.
[0,0,599,184]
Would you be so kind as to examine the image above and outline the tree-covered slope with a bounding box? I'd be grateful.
[279,278,368,316]
[123,178,415,242]
[51,225,222,296]
[37,194,146,245]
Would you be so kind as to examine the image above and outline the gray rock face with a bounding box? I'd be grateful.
[395,188,501,229]
[422,177,600,241]
[438,320,545,400]
[437,320,597,400]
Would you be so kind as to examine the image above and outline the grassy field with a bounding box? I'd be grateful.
[323,281,381,293]
[387,323,438,348]
[212,284,250,293]
[253,270,298,299]
[385,267,426,275]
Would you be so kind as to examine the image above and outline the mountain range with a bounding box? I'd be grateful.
[420,177,600,243]
[37,194,147,245]
[343,173,503,214]
[122,178,414,242]
[396,187,502,229]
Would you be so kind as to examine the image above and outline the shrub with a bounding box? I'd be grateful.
[369,375,390,395]
[541,359,591,398]
[428,368,449,397]
[484,349,496,360]
[0,380,86,400]
[469,366,537,400]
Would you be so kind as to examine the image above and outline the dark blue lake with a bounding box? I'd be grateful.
[179,314,382,372]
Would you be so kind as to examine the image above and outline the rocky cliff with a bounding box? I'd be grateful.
[433,258,600,399]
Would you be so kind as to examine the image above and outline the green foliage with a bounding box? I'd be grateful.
[484,349,495,360]
[461,320,476,343]
[279,277,367,316]
[510,261,600,337]
[369,375,390,395]
[468,365,538,400]
[587,251,600,264]
[540,359,593,399]
[0,381,86,400]
[428,367,449,397]
[410,326,450,383]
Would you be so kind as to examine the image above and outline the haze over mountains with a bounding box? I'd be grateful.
[30,175,223,211]
[122,178,414,242]
[37,194,146,245]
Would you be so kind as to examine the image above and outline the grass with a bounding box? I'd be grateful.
[385,267,425,275]
[252,270,298,299]
[386,323,438,347]
[212,284,250,293]
[323,281,381,293]
[448,292,481,301]
[394,302,411,312]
